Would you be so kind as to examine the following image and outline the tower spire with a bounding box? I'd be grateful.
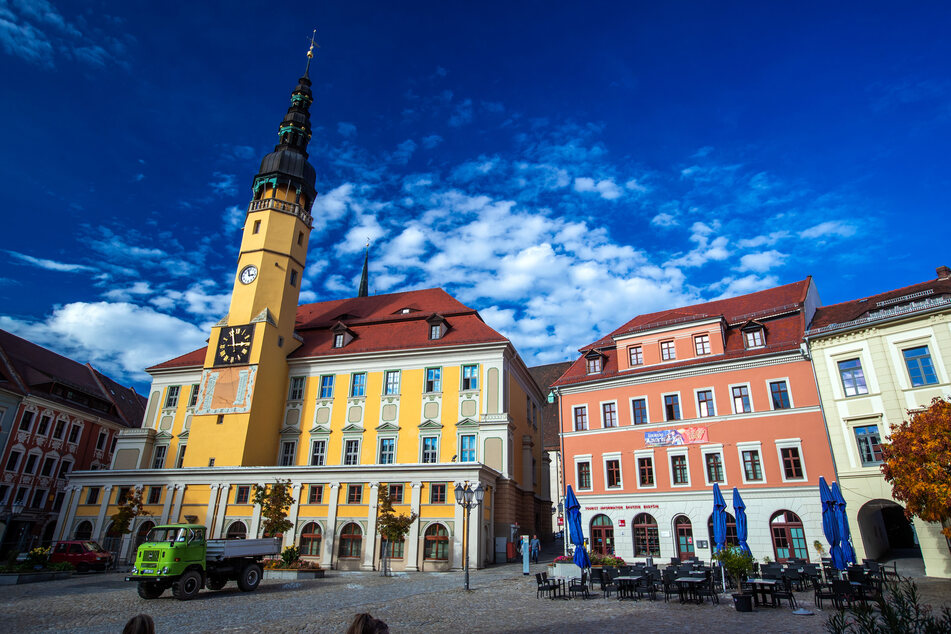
[303,29,317,78]
[358,240,369,297]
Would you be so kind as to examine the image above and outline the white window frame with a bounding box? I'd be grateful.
[424,367,442,393]
[96,430,107,451]
[378,436,397,464]
[729,382,754,414]
[586,356,603,374]
[40,454,58,478]
[602,452,623,490]
[420,436,440,463]
[775,438,807,483]
[629,396,651,426]
[68,423,83,445]
[660,339,676,361]
[461,364,479,391]
[288,376,306,401]
[700,444,727,486]
[744,328,765,349]
[574,454,593,492]
[667,448,690,487]
[694,387,717,418]
[693,333,711,356]
[35,414,52,437]
[766,377,794,410]
[572,405,589,431]
[661,391,682,422]
[23,449,42,475]
[151,445,168,470]
[736,441,766,485]
[458,433,477,463]
[310,439,327,466]
[628,345,644,366]
[279,440,297,466]
[175,444,187,469]
[343,438,361,466]
[318,375,335,399]
[599,400,619,428]
[634,449,657,489]
[4,447,23,472]
[164,385,180,409]
[383,370,401,396]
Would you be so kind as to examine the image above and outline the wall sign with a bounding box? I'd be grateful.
[644,426,708,446]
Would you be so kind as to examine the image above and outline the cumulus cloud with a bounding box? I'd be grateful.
[573,177,623,200]
[421,134,443,149]
[739,250,787,273]
[337,122,357,137]
[650,212,678,228]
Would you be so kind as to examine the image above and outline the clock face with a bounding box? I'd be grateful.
[239,265,258,285]
[214,325,254,366]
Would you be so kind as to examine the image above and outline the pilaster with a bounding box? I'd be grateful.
[404,481,422,571]
[204,484,221,533]
[362,482,379,570]
[284,483,303,548]
[53,486,80,541]
[321,483,340,568]
[213,484,230,538]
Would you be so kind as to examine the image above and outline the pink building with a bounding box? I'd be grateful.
[552,279,835,563]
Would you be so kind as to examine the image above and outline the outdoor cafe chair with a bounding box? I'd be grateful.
[634,574,657,601]
[692,571,719,605]
[569,570,591,599]
[535,573,556,599]
[831,579,857,610]
[785,568,804,591]
[772,577,798,608]
[602,567,619,598]
[811,577,836,609]
[661,569,678,603]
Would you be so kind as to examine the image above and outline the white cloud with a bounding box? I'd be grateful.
[209,172,237,196]
[710,274,779,300]
[102,281,153,302]
[449,99,473,127]
[625,178,648,193]
[736,231,789,248]
[389,139,417,165]
[799,220,857,240]
[421,134,443,149]
[310,183,355,231]
[650,212,678,228]
[223,205,244,232]
[7,250,95,273]
[739,250,787,273]
[573,177,622,200]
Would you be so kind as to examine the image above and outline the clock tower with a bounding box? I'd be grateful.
[185,45,319,467]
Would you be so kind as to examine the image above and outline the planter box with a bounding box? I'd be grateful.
[549,562,581,579]
[263,569,325,580]
[0,571,73,585]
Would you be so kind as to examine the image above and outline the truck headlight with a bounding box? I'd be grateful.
[162,566,169,574]
[131,566,137,574]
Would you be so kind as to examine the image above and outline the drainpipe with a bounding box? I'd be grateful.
[802,336,840,483]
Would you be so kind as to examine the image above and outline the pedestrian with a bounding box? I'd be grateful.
[346,613,389,634]
[530,534,541,564]
[122,614,155,634]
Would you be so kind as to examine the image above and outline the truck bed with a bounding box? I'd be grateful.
[206,537,281,561]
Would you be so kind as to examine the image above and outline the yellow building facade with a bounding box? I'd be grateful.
[53,57,549,571]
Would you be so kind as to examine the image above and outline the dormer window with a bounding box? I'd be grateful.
[333,333,345,348]
[401,308,412,314]
[332,322,355,348]
[586,357,602,373]
[427,314,448,340]
[744,328,765,348]
[430,324,442,340]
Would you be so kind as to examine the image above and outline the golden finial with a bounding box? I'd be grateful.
[307,29,317,59]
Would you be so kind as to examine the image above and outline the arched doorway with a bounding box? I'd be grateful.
[226,520,247,539]
[674,515,694,561]
[423,524,449,562]
[857,499,923,561]
[770,510,808,562]
[707,512,739,551]
[632,513,660,557]
[590,514,614,555]
[135,521,155,551]
[74,520,93,540]
[299,522,322,557]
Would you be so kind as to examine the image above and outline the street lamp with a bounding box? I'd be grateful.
[454,481,484,591]
[548,388,567,557]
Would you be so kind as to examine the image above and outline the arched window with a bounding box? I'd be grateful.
[770,510,808,562]
[339,523,362,558]
[381,537,405,559]
[590,514,615,556]
[299,522,322,557]
[424,523,449,560]
[632,513,660,557]
[707,512,739,549]
[226,520,248,540]
[74,520,93,540]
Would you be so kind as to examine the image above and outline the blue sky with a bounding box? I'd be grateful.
[1,1,948,392]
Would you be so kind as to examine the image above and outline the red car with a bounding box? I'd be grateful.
[50,540,113,572]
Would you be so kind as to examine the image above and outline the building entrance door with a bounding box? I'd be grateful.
[675,515,694,561]
[590,514,614,555]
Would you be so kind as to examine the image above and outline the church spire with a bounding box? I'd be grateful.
[358,241,369,297]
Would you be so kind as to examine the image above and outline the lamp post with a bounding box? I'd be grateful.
[454,481,484,591]
[547,388,567,557]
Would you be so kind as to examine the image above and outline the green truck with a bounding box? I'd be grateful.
[126,523,281,600]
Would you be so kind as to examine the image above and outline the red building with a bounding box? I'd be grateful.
[0,329,145,555]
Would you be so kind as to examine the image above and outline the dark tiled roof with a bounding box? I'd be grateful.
[528,362,573,451]
[810,275,951,331]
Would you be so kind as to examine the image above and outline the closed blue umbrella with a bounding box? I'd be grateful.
[831,482,857,565]
[564,485,591,570]
[732,487,752,557]
[820,477,846,570]
[712,483,727,552]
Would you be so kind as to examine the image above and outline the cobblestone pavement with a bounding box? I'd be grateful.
[2,561,950,633]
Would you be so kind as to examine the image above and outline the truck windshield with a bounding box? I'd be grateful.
[82,542,105,552]
[146,527,182,542]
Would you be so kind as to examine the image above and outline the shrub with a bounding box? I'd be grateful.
[280,545,300,567]
[826,578,951,634]
[26,547,50,568]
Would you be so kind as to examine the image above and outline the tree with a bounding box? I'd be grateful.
[376,485,418,576]
[881,397,951,539]
[109,488,150,535]
[252,479,294,538]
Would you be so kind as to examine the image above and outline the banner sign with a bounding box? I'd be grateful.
[644,426,708,446]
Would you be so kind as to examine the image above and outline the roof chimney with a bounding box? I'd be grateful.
[937,265,951,280]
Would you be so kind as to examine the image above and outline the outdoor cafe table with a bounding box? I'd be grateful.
[674,576,706,604]
[545,576,569,600]
[614,575,644,600]
[745,578,780,607]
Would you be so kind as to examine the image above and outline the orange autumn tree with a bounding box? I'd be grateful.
[881,397,951,539]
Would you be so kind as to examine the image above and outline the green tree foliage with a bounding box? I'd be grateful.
[826,579,951,633]
[252,479,294,537]
[109,488,150,535]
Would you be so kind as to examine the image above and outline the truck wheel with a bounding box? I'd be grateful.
[172,570,202,601]
[137,582,164,599]
[237,563,262,592]
[206,575,227,590]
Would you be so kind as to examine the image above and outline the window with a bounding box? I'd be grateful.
[299,522,322,556]
[147,487,162,505]
[696,390,715,417]
[605,459,621,488]
[226,520,247,539]
[14,486,28,505]
[769,380,791,409]
[576,461,592,490]
[381,537,404,560]
[19,410,35,432]
[424,524,449,560]
[744,329,764,348]
[460,435,476,462]
[384,370,400,395]
[344,439,360,466]
[421,437,439,463]
[319,375,334,398]
[347,484,363,504]
[732,385,752,413]
[338,523,362,558]
[350,372,367,397]
[279,441,296,466]
[5,450,22,472]
[781,446,804,480]
[68,424,81,444]
[308,484,324,504]
[664,394,681,421]
[378,438,395,464]
[53,419,67,439]
[289,269,298,286]
[388,484,404,503]
[288,376,305,401]
[164,386,180,409]
[151,446,167,469]
[661,340,676,361]
[23,453,39,475]
[602,402,617,428]
[705,453,724,483]
[333,333,345,348]
[632,513,660,556]
[57,460,72,479]
[430,483,446,504]
[31,488,46,509]
[586,356,602,373]
[188,384,200,407]
[96,431,108,450]
[903,346,938,387]
[855,425,883,466]
[694,334,710,355]
[52,491,64,512]
[838,358,869,397]
[461,364,478,390]
[770,510,808,562]
[86,487,101,505]
[742,449,763,482]
[424,368,442,393]
[116,487,131,504]
[629,346,643,366]
[631,398,648,425]
[637,457,654,486]
[252,219,261,234]
[670,454,689,485]
[0,485,7,505]
[573,406,588,431]
[37,415,51,436]
[429,324,442,340]
[297,231,304,246]
[235,486,250,504]
[310,440,327,466]
[175,445,187,468]
[40,456,56,477]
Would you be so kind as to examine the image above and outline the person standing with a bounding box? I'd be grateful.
[530,534,541,564]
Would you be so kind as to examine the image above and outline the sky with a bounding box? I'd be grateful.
[1,1,949,393]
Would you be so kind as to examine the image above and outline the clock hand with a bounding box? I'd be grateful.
[230,330,236,349]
